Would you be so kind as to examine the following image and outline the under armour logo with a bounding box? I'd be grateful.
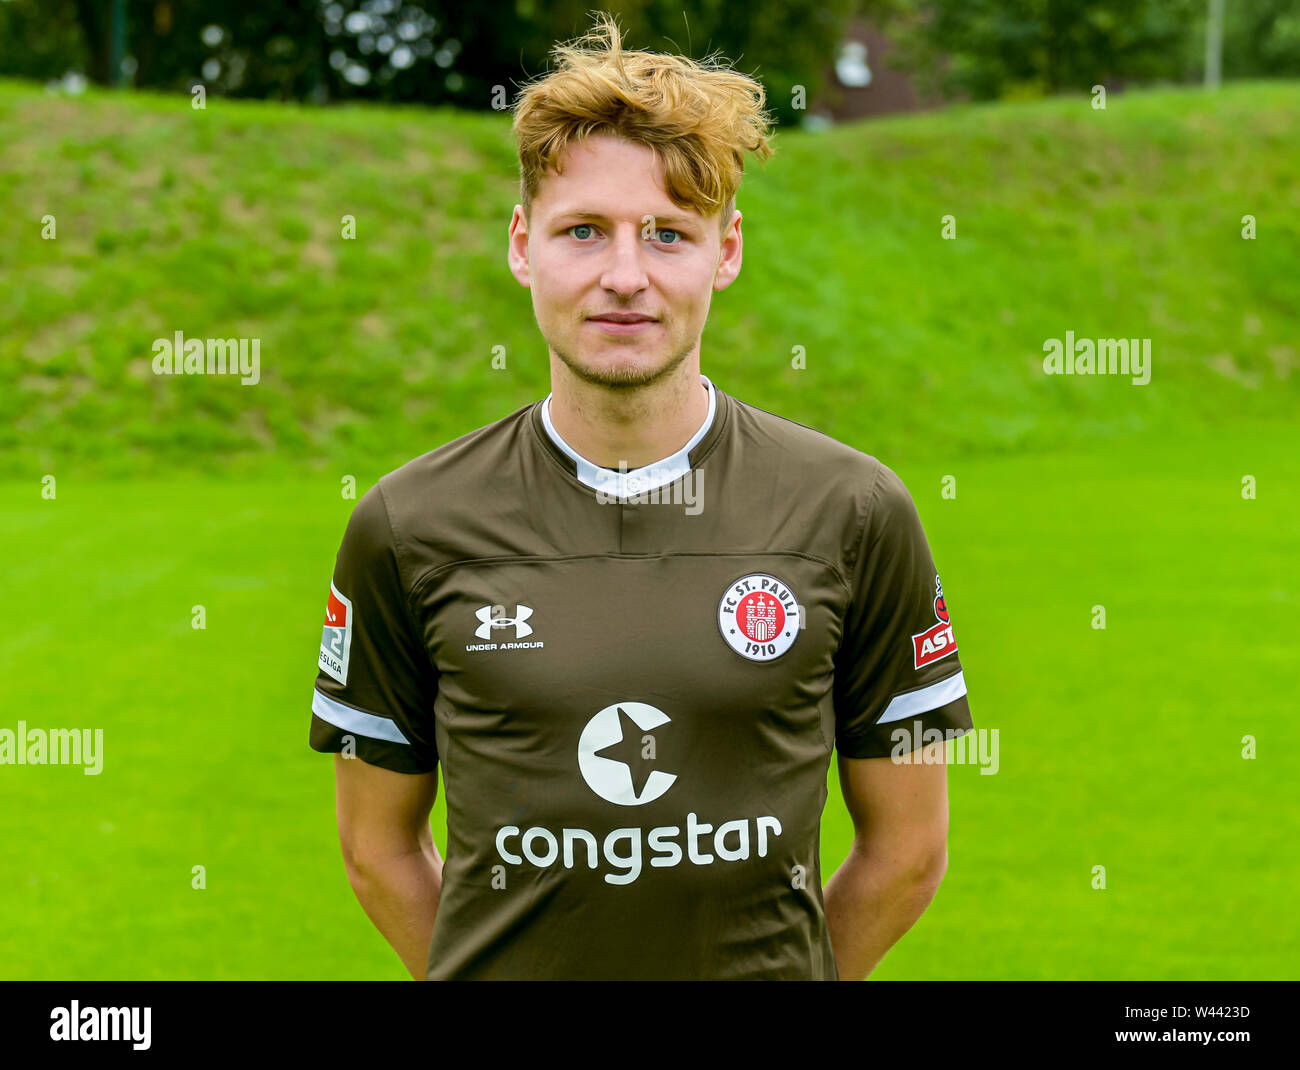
[475,604,534,639]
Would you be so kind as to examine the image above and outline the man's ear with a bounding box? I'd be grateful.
[508,204,531,289]
[713,209,743,291]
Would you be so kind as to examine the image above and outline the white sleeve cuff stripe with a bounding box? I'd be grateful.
[312,688,412,745]
[876,671,967,725]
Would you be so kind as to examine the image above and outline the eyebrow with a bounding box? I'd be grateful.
[552,209,700,229]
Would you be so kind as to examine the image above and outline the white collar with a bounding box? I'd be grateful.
[541,374,716,497]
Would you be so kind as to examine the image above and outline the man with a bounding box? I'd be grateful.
[309,13,972,981]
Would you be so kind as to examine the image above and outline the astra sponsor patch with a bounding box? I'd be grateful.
[319,581,353,684]
[912,575,957,669]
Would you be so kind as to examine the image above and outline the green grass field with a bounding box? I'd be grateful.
[2,78,1297,978]
[3,427,1295,979]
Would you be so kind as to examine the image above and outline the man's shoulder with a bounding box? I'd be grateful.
[728,393,891,497]
[724,393,917,573]
[333,399,539,570]
[376,398,538,500]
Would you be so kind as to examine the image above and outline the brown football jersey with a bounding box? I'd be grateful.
[310,374,972,980]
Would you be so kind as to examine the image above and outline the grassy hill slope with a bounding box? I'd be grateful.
[2,79,1297,479]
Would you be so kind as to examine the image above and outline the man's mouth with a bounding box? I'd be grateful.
[586,313,659,335]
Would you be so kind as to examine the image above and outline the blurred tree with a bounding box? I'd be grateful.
[7,0,1291,111]
[298,0,858,124]
[0,0,91,84]
[0,0,857,124]
[1219,0,1300,76]
[867,0,1300,100]
[868,0,1206,100]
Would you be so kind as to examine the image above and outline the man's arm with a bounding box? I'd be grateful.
[333,753,443,979]
[823,736,950,981]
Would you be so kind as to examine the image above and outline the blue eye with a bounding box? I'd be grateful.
[565,224,685,244]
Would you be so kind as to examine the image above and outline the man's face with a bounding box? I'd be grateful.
[508,133,742,390]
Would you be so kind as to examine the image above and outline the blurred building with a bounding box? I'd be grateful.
[808,17,942,122]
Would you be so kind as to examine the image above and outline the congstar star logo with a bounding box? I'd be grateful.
[577,702,677,805]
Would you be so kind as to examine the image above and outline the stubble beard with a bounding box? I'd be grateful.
[551,320,696,391]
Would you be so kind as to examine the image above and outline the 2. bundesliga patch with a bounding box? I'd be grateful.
[319,581,353,684]
[718,573,801,661]
[912,574,957,668]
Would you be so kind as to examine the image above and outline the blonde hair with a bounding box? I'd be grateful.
[511,12,775,239]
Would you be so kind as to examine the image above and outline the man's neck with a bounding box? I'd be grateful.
[546,363,711,470]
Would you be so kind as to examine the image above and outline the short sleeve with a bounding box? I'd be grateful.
[309,482,439,774]
[833,463,972,758]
